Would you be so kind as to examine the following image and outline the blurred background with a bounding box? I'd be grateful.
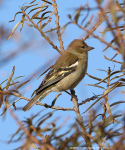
[0,0,124,149]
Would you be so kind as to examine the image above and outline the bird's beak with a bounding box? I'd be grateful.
[86,47,94,51]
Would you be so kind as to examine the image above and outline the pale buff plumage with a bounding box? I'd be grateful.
[23,39,94,111]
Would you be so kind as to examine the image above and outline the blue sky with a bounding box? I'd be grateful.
[0,0,124,149]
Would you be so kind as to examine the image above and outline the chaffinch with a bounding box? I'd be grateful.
[23,39,94,111]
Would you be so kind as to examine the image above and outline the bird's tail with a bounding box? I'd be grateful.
[23,89,51,111]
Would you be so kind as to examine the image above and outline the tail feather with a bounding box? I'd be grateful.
[23,89,51,111]
[23,94,41,111]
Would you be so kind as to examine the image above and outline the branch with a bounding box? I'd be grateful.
[71,19,119,52]
[96,0,121,52]
[83,14,110,41]
[21,9,62,55]
[52,0,65,53]
[78,94,101,106]
[104,55,122,64]
[8,108,44,147]
[21,96,74,111]
[70,90,92,147]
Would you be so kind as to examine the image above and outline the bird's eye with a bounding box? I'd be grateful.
[81,45,85,48]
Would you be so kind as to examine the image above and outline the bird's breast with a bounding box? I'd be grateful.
[52,58,88,92]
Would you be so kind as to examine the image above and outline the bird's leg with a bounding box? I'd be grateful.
[65,90,78,100]
[65,90,77,100]
[70,89,78,101]
[65,90,72,96]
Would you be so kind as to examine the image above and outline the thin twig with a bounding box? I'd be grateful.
[21,9,62,55]
[21,95,74,111]
[71,19,119,52]
[79,94,101,106]
[111,51,119,59]
[0,90,74,111]
[8,107,44,147]
[104,55,122,64]
[102,38,116,52]
[96,0,121,51]
[83,14,110,41]
[52,0,65,53]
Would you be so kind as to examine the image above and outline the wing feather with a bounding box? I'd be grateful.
[35,61,78,94]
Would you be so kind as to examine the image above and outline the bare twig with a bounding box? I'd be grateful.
[8,108,43,147]
[96,0,123,54]
[21,95,74,111]
[70,90,92,147]
[21,9,62,55]
[71,19,119,52]
[52,0,65,53]
[104,55,122,64]
[101,38,116,52]
[79,94,101,106]
[83,14,110,41]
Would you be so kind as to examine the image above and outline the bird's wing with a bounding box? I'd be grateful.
[35,60,78,94]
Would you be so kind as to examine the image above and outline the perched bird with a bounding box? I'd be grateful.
[23,39,94,111]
